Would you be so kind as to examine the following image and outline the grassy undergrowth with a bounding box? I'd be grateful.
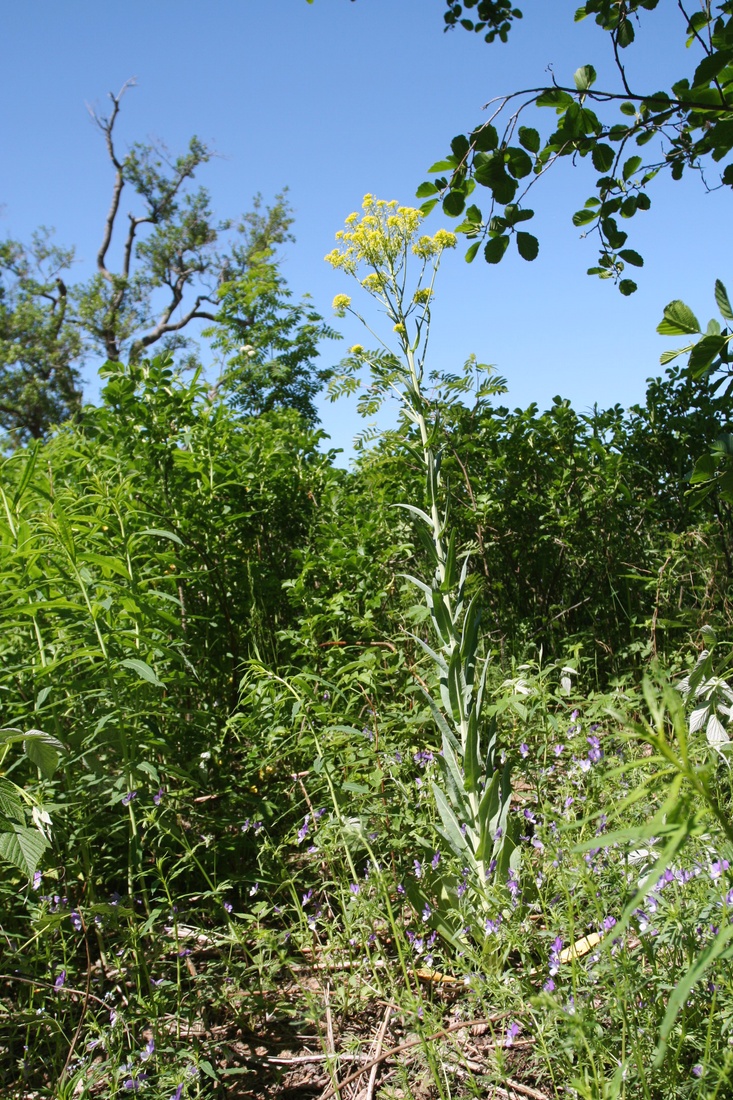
[2,202,733,1099]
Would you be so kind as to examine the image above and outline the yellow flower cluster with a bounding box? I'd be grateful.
[332,293,352,316]
[325,195,455,278]
[412,288,434,305]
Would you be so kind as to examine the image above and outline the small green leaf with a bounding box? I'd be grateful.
[443,191,465,217]
[516,232,539,261]
[620,101,637,116]
[619,279,637,296]
[451,134,470,161]
[715,279,733,321]
[536,88,574,108]
[427,159,457,173]
[471,124,498,152]
[573,208,598,227]
[618,249,644,267]
[574,64,597,92]
[622,155,642,181]
[484,236,510,264]
[140,528,184,546]
[617,18,635,46]
[506,147,533,179]
[656,300,701,336]
[518,126,540,153]
[591,143,615,172]
[465,241,481,263]
[416,181,438,198]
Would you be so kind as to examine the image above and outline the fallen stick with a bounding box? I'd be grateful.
[365,1005,392,1100]
[318,1013,513,1100]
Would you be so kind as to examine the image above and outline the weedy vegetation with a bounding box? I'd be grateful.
[3,7,733,1088]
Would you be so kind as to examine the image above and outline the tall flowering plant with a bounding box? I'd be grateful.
[326,196,519,929]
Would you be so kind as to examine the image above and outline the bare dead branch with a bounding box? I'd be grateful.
[89,78,137,281]
[135,295,218,353]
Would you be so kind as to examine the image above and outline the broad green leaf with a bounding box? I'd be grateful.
[427,159,457,173]
[688,334,728,377]
[591,143,615,172]
[572,208,597,227]
[622,155,642,181]
[471,124,498,152]
[518,126,540,153]
[465,241,481,263]
[656,300,701,336]
[443,191,465,217]
[0,825,49,877]
[618,249,644,267]
[516,232,539,261]
[619,279,637,296]
[0,777,24,825]
[574,65,597,92]
[120,658,164,688]
[506,147,533,180]
[536,88,574,109]
[451,134,470,161]
[484,235,510,264]
[24,734,61,779]
[617,19,635,46]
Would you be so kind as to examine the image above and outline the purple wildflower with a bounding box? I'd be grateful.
[350,883,360,896]
[70,911,82,931]
[54,970,66,990]
[711,859,730,881]
[413,859,423,879]
[543,977,555,992]
[153,788,164,805]
[123,1075,148,1091]
[519,743,529,758]
[140,1038,155,1061]
[122,790,138,806]
[549,936,563,976]
[505,1021,520,1047]
[431,851,441,869]
[507,867,520,905]
[554,744,564,757]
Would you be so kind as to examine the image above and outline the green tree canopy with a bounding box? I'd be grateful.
[419,1,733,293]
[1,81,332,440]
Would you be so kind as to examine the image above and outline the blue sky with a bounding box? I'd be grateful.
[1,0,729,460]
